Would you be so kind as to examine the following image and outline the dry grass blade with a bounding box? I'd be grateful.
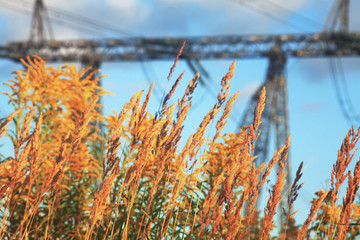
[261,135,290,239]
[253,87,266,128]
[249,86,266,153]
[19,107,35,145]
[161,70,186,115]
[337,156,360,239]
[87,165,119,239]
[283,161,304,239]
[71,96,99,153]
[167,41,186,82]
[188,107,221,169]
[0,109,21,138]
[212,91,240,147]
[297,190,328,240]
[331,127,360,204]
[140,81,154,122]
[327,127,360,235]
[217,60,236,107]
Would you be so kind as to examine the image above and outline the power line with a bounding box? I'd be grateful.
[0,0,101,36]
[4,0,140,38]
[336,59,360,123]
[230,0,309,32]
[140,61,163,102]
[0,0,31,15]
[328,57,360,125]
[329,58,352,123]
[46,3,142,37]
[230,0,326,33]
[335,58,360,122]
[16,0,139,37]
[265,0,324,30]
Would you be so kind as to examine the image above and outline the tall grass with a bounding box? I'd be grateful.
[0,47,360,239]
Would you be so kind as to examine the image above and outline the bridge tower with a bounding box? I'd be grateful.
[240,0,350,230]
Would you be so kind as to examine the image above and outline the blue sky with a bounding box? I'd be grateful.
[1,0,360,224]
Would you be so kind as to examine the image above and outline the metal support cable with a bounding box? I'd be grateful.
[335,58,360,121]
[328,57,355,125]
[231,0,311,32]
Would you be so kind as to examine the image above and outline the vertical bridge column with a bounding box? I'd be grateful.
[266,45,292,232]
[239,44,291,232]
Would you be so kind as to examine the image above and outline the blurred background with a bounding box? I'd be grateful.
[0,0,360,225]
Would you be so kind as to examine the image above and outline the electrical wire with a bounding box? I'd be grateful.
[2,1,122,38]
[265,0,324,30]
[46,4,142,37]
[336,58,360,121]
[0,1,101,36]
[230,0,308,32]
[0,0,31,15]
[140,61,163,102]
[328,58,352,124]
[0,0,32,18]
[328,57,360,125]
[14,0,141,37]
[3,0,135,38]
[231,0,326,33]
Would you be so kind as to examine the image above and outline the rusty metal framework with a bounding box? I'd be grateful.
[29,0,54,43]
[2,32,360,62]
[240,45,291,228]
[324,0,349,33]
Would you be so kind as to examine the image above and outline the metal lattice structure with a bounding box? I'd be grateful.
[2,32,360,62]
[239,44,290,228]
